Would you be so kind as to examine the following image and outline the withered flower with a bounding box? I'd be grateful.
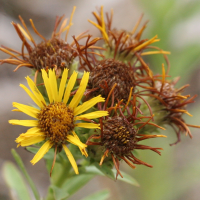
[74,36,157,104]
[86,86,166,179]
[88,6,170,63]
[145,64,200,145]
[0,7,100,82]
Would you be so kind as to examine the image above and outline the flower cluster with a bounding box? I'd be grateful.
[1,6,199,179]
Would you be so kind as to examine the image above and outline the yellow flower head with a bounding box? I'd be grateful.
[9,69,108,175]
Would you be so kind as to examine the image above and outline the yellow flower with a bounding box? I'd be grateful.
[9,69,108,175]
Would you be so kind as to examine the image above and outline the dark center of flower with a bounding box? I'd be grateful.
[38,102,74,145]
[102,116,137,155]
[89,58,135,101]
[29,38,74,71]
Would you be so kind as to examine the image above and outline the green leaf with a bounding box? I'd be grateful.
[62,174,95,197]
[2,162,32,200]
[83,165,104,175]
[81,189,110,200]
[112,169,140,186]
[11,149,40,200]
[50,185,69,200]
[93,162,115,180]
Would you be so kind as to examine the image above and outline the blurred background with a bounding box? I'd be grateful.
[0,0,200,199]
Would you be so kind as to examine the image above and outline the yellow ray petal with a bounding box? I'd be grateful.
[12,102,40,118]
[70,131,88,157]
[65,6,76,41]
[141,51,171,56]
[76,123,100,129]
[17,135,45,147]
[75,111,108,120]
[9,120,38,127]
[16,132,45,143]
[30,140,53,165]
[25,127,41,134]
[74,95,105,116]
[88,20,109,43]
[69,72,89,109]
[41,69,53,103]
[66,135,87,149]
[26,76,46,107]
[17,24,31,41]
[58,68,69,102]
[49,69,58,102]
[20,84,44,108]
[133,35,159,52]
[63,71,78,104]
[62,144,79,174]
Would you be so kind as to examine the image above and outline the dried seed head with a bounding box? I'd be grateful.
[89,58,135,101]
[102,116,137,155]
[109,28,139,50]
[38,102,74,146]
[155,81,177,107]
[29,38,74,71]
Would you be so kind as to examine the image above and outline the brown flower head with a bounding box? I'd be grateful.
[74,36,158,105]
[0,7,101,82]
[86,86,166,179]
[147,64,200,145]
[88,6,170,63]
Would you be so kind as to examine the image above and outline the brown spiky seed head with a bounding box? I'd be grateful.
[29,38,74,70]
[102,116,137,155]
[89,58,135,101]
[155,81,177,107]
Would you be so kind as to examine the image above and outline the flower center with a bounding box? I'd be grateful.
[102,116,137,155]
[38,102,74,145]
[89,58,135,101]
[29,38,74,71]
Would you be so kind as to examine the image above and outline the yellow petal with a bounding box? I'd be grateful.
[49,69,58,102]
[66,135,87,149]
[16,131,44,143]
[69,72,89,109]
[63,71,78,104]
[76,123,100,129]
[9,120,38,127]
[12,102,40,118]
[26,76,46,107]
[17,135,45,147]
[75,111,108,120]
[62,144,79,174]
[133,35,159,52]
[74,95,105,116]
[20,84,44,108]
[58,68,68,102]
[71,131,88,157]
[25,127,41,134]
[30,140,53,165]
[41,69,53,103]
[17,24,31,41]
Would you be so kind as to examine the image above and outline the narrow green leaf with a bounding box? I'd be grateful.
[112,169,140,186]
[50,185,69,200]
[84,165,104,175]
[93,163,115,180]
[2,162,32,200]
[11,149,40,200]
[81,189,110,200]
[62,174,94,197]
